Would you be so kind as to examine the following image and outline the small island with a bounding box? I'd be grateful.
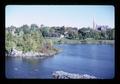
[5,24,59,58]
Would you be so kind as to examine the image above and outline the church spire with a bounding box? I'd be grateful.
[93,17,95,29]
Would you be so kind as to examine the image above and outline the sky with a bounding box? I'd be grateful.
[5,5,114,28]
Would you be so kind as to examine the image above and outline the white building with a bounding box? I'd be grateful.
[60,34,64,39]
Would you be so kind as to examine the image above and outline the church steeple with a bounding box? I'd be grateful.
[93,17,95,29]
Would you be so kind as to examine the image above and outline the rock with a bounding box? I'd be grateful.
[52,71,97,79]
[6,48,58,58]
[10,48,22,57]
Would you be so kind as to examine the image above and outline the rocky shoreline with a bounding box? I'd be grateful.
[52,71,97,79]
[6,48,58,58]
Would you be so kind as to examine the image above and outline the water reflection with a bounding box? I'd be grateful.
[22,57,45,64]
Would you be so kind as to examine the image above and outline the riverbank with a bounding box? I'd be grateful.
[45,37,114,45]
[6,48,59,58]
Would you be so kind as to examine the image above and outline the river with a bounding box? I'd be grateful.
[5,44,114,79]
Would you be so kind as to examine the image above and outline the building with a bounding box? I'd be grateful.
[93,18,109,31]
[93,18,96,29]
[96,25,109,31]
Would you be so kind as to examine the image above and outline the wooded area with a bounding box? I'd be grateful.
[6,24,114,52]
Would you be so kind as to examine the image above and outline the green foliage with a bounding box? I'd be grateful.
[40,27,49,37]
[20,31,44,52]
[45,39,53,49]
[66,29,78,40]
[106,29,115,40]
[5,31,16,51]
[77,28,114,40]
[78,33,83,40]
[6,25,45,53]
[93,32,101,40]
[5,24,114,53]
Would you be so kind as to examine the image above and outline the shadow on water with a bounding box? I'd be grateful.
[22,56,50,65]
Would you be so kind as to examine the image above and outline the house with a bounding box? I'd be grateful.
[96,25,109,31]
[60,34,64,38]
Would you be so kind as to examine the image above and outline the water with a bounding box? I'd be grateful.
[5,44,114,79]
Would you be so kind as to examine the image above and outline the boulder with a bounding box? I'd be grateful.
[10,48,22,57]
[52,71,97,79]
[6,48,58,57]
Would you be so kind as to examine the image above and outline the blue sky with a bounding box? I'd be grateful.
[5,5,114,28]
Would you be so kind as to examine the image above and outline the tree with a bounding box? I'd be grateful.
[111,29,114,40]
[106,29,115,40]
[6,24,58,54]
[40,27,49,37]
[65,27,78,39]
[40,24,44,28]
[31,24,38,29]
[60,26,65,35]
[30,24,39,31]
[5,31,16,51]
[78,28,86,39]
[49,27,56,37]
[78,33,83,40]
[14,28,21,36]
[21,24,30,34]
[93,31,101,40]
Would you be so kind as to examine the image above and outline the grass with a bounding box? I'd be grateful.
[45,37,114,45]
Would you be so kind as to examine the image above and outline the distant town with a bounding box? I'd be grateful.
[6,18,114,40]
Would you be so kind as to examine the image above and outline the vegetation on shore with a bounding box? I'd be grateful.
[5,24,59,54]
[5,24,114,55]
[45,37,114,44]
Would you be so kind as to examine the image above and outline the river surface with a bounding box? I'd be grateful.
[5,44,114,79]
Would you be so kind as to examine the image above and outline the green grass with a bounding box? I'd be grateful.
[45,37,114,45]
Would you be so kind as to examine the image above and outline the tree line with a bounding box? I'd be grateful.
[6,24,114,52]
